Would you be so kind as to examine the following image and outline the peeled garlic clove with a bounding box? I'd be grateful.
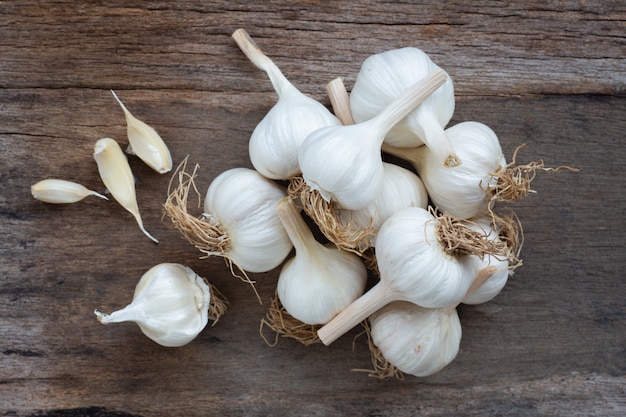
[369,301,462,377]
[94,263,211,347]
[412,121,506,219]
[31,179,107,204]
[350,47,459,167]
[232,29,341,180]
[111,90,172,174]
[276,198,367,325]
[93,137,158,243]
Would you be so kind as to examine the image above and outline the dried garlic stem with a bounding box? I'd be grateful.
[326,77,355,125]
[287,176,375,255]
[259,291,321,346]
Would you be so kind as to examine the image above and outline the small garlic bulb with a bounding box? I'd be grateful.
[408,121,506,219]
[31,179,107,204]
[336,162,428,249]
[461,218,511,305]
[93,137,158,243]
[298,70,447,210]
[350,47,459,168]
[318,207,475,345]
[232,29,341,180]
[204,168,293,273]
[111,90,172,174]
[94,263,211,347]
[369,301,462,377]
[276,198,367,325]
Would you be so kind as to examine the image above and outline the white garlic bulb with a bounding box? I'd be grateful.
[412,121,506,219]
[336,162,428,248]
[93,137,158,243]
[232,28,341,180]
[111,90,172,174]
[204,167,292,273]
[31,179,107,204]
[298,70,447,210]
[369,301,462,377]
[276,198,367,325]
[350,47,459,168]
[461,218,511,305]
[318,207,474,345]
[94,263,211,347]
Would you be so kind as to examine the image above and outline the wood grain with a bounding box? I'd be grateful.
[1,1,624,416]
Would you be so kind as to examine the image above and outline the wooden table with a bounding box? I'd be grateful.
[1,2,624,416]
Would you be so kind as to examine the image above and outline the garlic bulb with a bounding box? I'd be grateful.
[298,69,447,210]
[461,218,512,305]
[93,137,158,243]
[276,198,367,325]
[336,162,428,249]
[318,207,477,345]
[350,47,459,168]
[111,90,172,174]
[165,166,292,274]
[94,263,211,347]
[31,179,107,203]
[386,121,505,219]
[232,29,341,180]
[369,301,462,377]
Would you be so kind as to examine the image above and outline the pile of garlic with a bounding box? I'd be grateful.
[31,28,574,373]
[199,28,572,379]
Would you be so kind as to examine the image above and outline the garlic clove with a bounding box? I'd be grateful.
[95,263,212,347]
[275,197,367,325]
[111,90,172,174]
[31,179,108,204]
[93,137,158,243]
[369,301,462,377]
[232,29,341,180]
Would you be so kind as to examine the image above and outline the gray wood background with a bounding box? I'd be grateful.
[1,1,624,416]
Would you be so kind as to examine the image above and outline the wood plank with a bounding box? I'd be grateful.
[0,1,625,416]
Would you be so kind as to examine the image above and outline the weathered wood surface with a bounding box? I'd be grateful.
[1,1,624,416]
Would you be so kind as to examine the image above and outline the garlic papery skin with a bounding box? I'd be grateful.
[31,179,108,204]
[111,90,172,174]
[93,138,158,243]
[461,218,512,305]
[318,207,474,345]
[411,121,506,219]
[369,301,462,377]
[350,47,459,168]
[232,28,341,180]
[204,168,292,273]
[275,198,367,325]
[94,263,211,347]
[298,69,447,211]
[336,162,428,249]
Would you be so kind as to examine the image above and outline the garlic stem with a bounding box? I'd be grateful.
[275,198,314,255]
[381,142,421,166]
[326,77,355,125]
[317,281,395,346]
[365,69,447,144]
[414,114,461,167]
[232,28,295,97]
